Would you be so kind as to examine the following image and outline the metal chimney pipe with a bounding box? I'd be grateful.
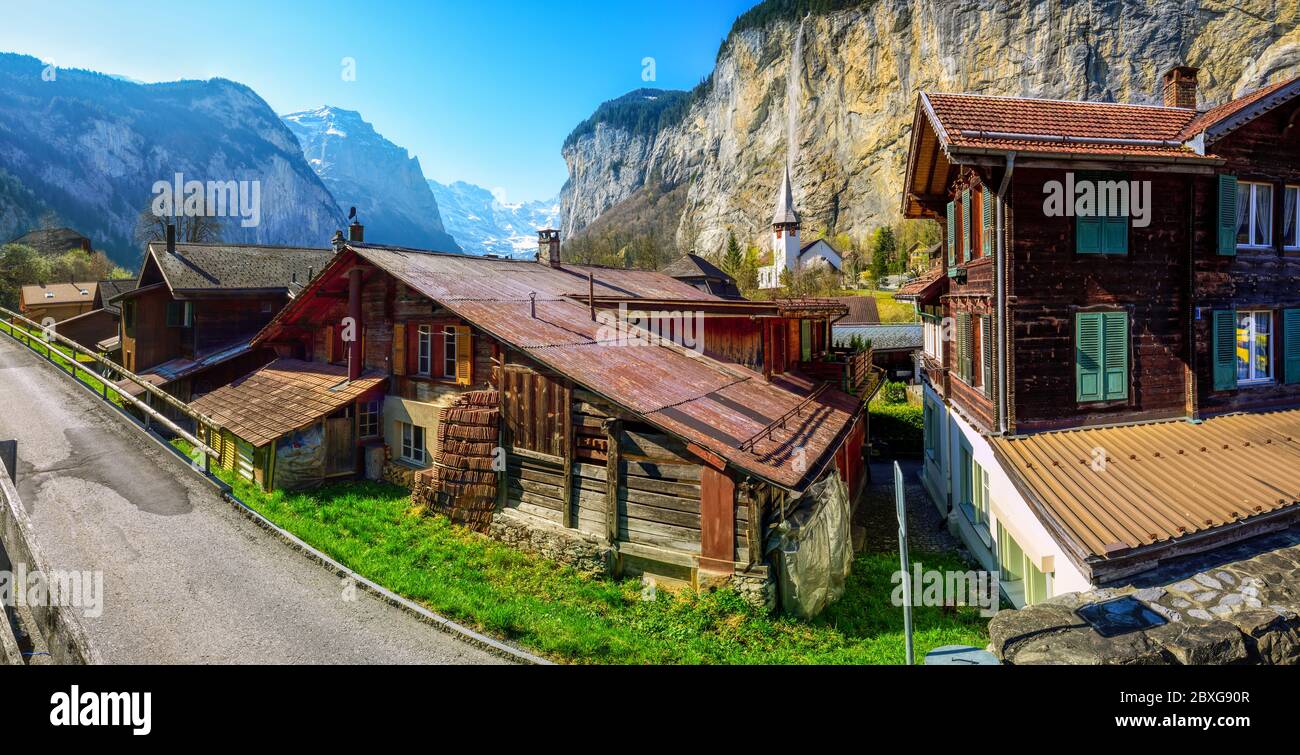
[166,223,176,253]
[588,272,595,321]
[347,268,363,381]
[530,291,537,318]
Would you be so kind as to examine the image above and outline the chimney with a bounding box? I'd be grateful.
[79,238,92,254]
[331,230,346,253]
[537,229,561,268]
[165,223,176,253]
[1162,65,1199,109]
[349,219,364,243]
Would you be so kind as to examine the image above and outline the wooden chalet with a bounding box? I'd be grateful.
[900,65,1300,603]
[194,224,877,598]
[109,228,334,407]
[55,277,138,357]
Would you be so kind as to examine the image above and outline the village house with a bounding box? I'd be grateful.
[19,280,98,323]
[899,66,1300,607]
[55,277,138,358]
[662,252,743,299]
[190,222,877,606]
[109,226,334,408]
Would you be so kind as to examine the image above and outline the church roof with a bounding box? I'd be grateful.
[772,166,800,226]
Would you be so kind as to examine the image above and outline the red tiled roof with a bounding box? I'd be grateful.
[893,267,946,302]
[1179,75,1300,139]
[924,92,1209,161]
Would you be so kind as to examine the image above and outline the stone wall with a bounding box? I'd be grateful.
[989,531,1300,665]
[488,508,612,575]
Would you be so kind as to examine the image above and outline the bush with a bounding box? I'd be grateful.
[870,402,923,456]
[882,381,908,404]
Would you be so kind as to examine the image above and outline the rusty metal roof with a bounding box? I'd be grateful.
[991,409,1300,577]
[262,244,861,490]
[190,359,386,447]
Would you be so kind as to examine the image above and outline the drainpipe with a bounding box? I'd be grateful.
[995,153,1016,435]
[347,268,362,381]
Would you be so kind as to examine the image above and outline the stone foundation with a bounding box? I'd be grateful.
[731,570,777,613]
[488,509,612,574]
[990,530,1300,665]
[382,461,419,488]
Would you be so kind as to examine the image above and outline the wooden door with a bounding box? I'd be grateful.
[325,416,355,475]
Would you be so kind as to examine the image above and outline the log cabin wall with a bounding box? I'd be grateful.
[1007,166,1192,433]
[192,296,284,354]
[1193,108,1300,416]
[121,285,178,372]
[944,169,997,431]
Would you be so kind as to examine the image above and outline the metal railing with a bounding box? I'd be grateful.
[0,305,219,458]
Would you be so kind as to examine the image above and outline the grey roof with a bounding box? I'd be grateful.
[662,253,733,281]
[7,227,92,255]
[833,324,922,351]
[772,166,800,226]
[96,277,138,315]
[147,242,335,295]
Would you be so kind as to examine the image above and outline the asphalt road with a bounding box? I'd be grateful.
[0,337,503,664]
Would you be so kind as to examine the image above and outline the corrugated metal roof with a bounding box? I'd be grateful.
[992,409,1300,570]
[190,359,386,447]
[300,245,861,490]
[115,339,253,397]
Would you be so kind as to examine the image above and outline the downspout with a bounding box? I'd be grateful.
[1186,176,1201,423]
[995,153,1016,435]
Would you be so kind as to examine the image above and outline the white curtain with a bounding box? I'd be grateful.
[1286,187,1297,247]
[1238,182,1251,242]
[1254,184,1272,246]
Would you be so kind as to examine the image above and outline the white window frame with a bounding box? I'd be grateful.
[399,421,426,464]
[442,326,457,378]
[1237,181,1273,250]
[358,400,380,438]
[922,314,942,360]
[1237,310,1274,385]
[416,325,432,376]
[1284,185,1299,251]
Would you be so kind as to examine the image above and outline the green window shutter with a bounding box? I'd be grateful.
[1212,309,1238,391]
[800,319,811,362]
[961,189,971,263]
[1076,313,1103,402]
[946,202,956,266]
[981,316,993,397]
[1217,175,1238,256]
[982,188,996,257]
[1101,312,1129,400]
[1077,217,1103,254]
[1102,216,1129,255]
[956,311,971,382]
[1284,309,1300,385]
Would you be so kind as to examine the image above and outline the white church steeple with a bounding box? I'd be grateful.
[762,166,802,288]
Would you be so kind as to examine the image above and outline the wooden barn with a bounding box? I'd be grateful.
[196,224,877,604]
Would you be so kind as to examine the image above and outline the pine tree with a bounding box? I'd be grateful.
[722,230,744,277]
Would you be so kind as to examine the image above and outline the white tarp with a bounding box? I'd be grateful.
[766,467,853,618]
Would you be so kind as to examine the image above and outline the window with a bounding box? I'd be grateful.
[997,521,1052,607]
[922,314,942,360]
[1236,310,1273,384]
[123,301,135,333]
[970,186,983,260]
[956,312,972,383]
[165,301,193,328]
[443,326,458,377]
[1076,311,1129,403]
[399,422,426,464]
[1285,186,1299,250]
[958,442,988,533]
[1076,173,1129,255]
[416,325,432,375]
[980,316,993,397]
[358,400,381,438]
[946,201,956,267]
[1237,181,1273,249]
[972,459,989,526]
[923,396,941,462]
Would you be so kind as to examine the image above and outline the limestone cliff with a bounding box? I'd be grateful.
[560,0,1300,257]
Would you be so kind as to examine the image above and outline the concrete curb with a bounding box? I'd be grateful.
[4,331,549,666]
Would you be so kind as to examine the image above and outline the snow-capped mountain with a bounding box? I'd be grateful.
[282,106,460,252]
[427,180,558,258]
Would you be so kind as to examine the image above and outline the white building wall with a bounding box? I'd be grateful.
[919,380,1092,606]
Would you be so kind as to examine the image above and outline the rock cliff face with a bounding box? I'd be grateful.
[283,107,461,253]
[0,53,344,266]
[560,0,1300,256]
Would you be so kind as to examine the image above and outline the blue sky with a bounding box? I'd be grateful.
[0,0,755,202]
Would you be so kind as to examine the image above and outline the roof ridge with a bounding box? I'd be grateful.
[925,90,1199,115]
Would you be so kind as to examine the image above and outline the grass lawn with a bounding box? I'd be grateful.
[182,443,987,664]
[0,319,124,404]
[843,289,917,324]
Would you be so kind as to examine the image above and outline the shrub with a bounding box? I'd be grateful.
[882,381,908,404]
[870,402,923,456]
